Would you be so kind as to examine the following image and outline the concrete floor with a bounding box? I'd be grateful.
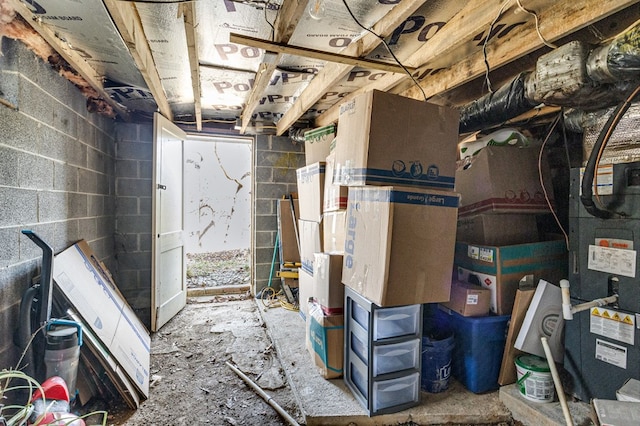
[257,299,596,426]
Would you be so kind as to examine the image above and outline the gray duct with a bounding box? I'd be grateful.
[459,23,640,134]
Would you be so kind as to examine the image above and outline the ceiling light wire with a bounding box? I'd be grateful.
[515,0,557,49]
[537,111,569,250]
[264,0,275,41]
[483,1,511,93]
[340,0,428,102]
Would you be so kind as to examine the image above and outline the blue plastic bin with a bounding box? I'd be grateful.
[428,305,510,393]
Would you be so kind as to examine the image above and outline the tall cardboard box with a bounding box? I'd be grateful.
[304,125,335,166]
[296,162,325,222]
[342,186,460,306]
[334,90,458,190]
[313,253,344,314]
[277,199,300,263]
[299,219,323,275]
[455,239,567,315]
[323,210,346,254]
[455,146,554,217]
[324,153,348,212]
[456,214,539,246]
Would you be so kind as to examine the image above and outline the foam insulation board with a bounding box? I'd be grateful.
[196,0,277,71]
[136,2,194,105]
[33,0,148,87]
[288,0,394,53]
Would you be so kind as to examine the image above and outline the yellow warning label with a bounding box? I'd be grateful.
[623,316,634,325]
[603,311,611,319]
[612,312,621,321]
[592,308,601,316]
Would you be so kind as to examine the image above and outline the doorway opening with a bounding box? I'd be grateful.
[183,134,252,295]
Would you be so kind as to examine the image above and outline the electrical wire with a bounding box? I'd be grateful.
[592,84,640,211]
[340,0,428,102]
[483,1,511,93]
[538,111,569,250]
[264,0,275,41]
[515,0,557,49]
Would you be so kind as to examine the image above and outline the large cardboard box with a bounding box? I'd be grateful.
[277,198,300,263]
[323,210,346,254]
[296,162,325,222]
[306,301,344,379]
[442,279,490,317]
[313,253,344,315]
[304,125,335,166]
[323,153,348,212]
[456,214,539,246]
[455,239,567,315]
[334,90,458,190]
[455,146,554,217]
[299,219,323,275]
[53,241,150,397]
[342,186,460,306]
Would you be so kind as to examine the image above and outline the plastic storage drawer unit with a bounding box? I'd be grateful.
[432,305,510,393]
[344,287,423,416]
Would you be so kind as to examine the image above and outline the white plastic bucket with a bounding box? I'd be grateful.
[515,354,555,403]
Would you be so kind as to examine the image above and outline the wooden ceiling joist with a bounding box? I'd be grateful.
[180,3,203,131]
[275,0,428,135]
[315,0,639,128]
[103,0,173,121]
[8,0,129,119]
[239,0,308,134]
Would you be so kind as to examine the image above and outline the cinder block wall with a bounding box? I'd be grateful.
[252,135,304,294]
[113,122,154,327]
[0,38,116,368]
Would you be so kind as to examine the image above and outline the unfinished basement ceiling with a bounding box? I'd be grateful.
[1,0,639,135]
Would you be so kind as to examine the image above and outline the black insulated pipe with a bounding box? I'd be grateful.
[459,72,537,134]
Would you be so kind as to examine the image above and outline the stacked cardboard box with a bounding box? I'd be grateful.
[334,90,461,307]
[297,126,346,378]
[454,144,567,315]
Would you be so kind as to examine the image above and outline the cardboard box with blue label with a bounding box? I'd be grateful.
[334,90,458,190]
[306,300,344,379]
[342,186,460,307]
[455,239,567,315]
[299,219,323,276]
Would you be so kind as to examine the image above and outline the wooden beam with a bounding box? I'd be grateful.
[8,0,129,119]
[180,3,202,131]
[103,0,173,120]
[240,0,307,134]
[275,0,427,135]
[229,33,415,74]
[401,0,639,101]
[315,0,638,128]
[275,0,308,43]
[314,0,500,127]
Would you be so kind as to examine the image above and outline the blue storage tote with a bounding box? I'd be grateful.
[429,305,510,393]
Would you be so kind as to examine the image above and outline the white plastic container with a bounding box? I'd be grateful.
[372,338,420,376]
[515,354,555,403]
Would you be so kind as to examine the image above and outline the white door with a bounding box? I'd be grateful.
[152,112,187,331]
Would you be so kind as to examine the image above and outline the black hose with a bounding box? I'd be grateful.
[16,285,38,378]
[580,85,640,218]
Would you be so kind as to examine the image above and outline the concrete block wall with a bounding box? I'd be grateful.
[113,122,154,328]
[0,38,116,369]
[252,135,304,294]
